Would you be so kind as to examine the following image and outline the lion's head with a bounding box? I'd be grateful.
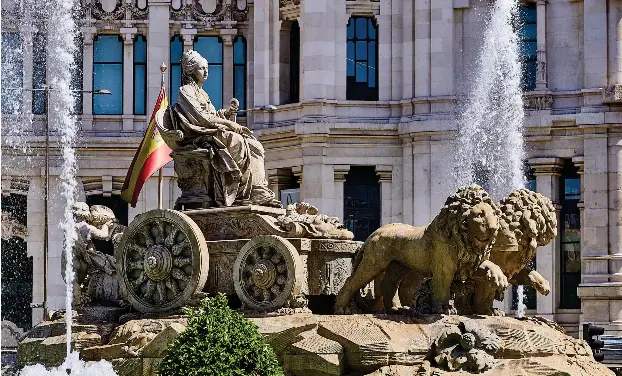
[494,188,557,260]
[433,185,501,280]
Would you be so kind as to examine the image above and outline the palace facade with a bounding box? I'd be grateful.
[2,0,622,342]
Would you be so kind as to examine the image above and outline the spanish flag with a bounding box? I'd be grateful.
[121,87,173,207]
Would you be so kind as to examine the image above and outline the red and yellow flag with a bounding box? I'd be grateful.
[121,87,173,207]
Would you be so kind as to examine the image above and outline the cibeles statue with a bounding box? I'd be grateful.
[156,50,281,209]
[62,202,126,306]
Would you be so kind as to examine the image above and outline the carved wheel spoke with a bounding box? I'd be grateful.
[119,209,208,313]
[233,235,303,311]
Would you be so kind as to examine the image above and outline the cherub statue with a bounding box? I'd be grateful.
[63,202,126,306]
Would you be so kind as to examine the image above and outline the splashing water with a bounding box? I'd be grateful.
[455,0,526,199]
[516,285,525,318]
[20,352,116,376]
[46,0,80,357]
[454,0,527,316]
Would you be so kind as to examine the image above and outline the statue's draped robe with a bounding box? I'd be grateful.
[174,83,276,206]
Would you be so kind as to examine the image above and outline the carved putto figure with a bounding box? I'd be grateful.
[276,202,354,240]
[63,202,126,305]
[334,186,508,315]
[157,50,280,209]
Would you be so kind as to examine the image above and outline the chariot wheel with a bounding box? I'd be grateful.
[233,235,303,311]
[117,209,208,313]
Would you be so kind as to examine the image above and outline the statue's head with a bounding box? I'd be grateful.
[181,50,209,85]
[89,205,118,227]
[72,202,91,222]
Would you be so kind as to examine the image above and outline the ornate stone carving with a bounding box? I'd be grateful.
[117,209,209,313]
[65,203,126,306]
[603,84,622,104]
[524,92,553,110]
[276,202,354,240]
[170,0,248,23]
[334,185,508,315]
[1,211,27,240]
[86,0,148,21]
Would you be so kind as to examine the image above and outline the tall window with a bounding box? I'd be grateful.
[289,20,300,103]
[32,32,47,114]
[560,162,581,309]
[134,35,147,115]
[344,166,380,241]
[93,35,123,115]
[170,36,183,105]
[346,17,378,101]
[194,36,223,109]
[518,4,537,91]
[233,36,246,116]
[72,34,84,114]
[1,32,23,114]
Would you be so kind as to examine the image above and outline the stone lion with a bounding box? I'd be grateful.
[334,185,508,315]
[389,189,557,315]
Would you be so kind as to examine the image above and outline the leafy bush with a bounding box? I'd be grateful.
[158,294,284,376]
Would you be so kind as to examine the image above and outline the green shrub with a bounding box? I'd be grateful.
[158,294,284,376]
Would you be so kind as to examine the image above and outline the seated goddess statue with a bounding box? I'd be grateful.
[160,50,280,208]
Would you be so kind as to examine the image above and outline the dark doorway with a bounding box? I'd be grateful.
[1,194,32,330]
[344,166,380,241]
[85,194,128,256]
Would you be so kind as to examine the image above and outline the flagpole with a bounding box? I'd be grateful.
[158,63,167,210]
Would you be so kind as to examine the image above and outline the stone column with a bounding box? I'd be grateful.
[180,28,197,53]
[269,0,281,105]
[402,136,414,225]
[412,136,431,226]
[607,136,622,329]
[430,0,453,97]
[81,27,97,131]
[334,165,350,222]
[253,0,270,105]
[535,0,548,90]
[301,164,335,217]
[401,0,414,100]
[147,0,170,124]
[583,0,607,89]
[414,0,430,112]
[267,168,293,201]
[26,177,44,325]
[617,17,622,84]
[121,28,136,132]
[220,31,236,107]
[377,0,394,101]
[376,165,393,226]
[529,157,563,320]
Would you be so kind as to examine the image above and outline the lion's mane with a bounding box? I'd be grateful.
[431,185,502,281]
[497,189,557,274]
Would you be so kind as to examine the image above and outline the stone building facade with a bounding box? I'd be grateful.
[2,0,622,339]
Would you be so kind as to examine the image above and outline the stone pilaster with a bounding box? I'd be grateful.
[26,177,44,325]
[412,136,431,226]
[121,28,137,132]
[220,29,237,107]
[535,0,548,90]
[81,27,97,131]
[401,0,413,100]
[334,165,350,222]
[180,28,197,53]
[414,0,430,103]
[529,157,563,320]
[21,24,33,115]
[376,165,393,226]
[147,0,170,126]
[253,0,270,106]
[402,136,414,225]
[583,0,607,89]
[269,0,281,105]
[377,0,394,101]
[430,0,453,97]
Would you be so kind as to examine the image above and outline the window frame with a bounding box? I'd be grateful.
[32,31,47,115]
[559,162,581,309]
[289,20,300,103]
[170,35,183,105]
[193,35,224,110]
[517,3,538,92]
[233,35,247,117]
[1,31,24,115]
[93,34,124,115]
[346,16,379,101]
[133,35,147,115]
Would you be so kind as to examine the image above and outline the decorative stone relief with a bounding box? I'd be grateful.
[603,84,622,104]
[86,0,148,21]
[1,211,27,240]
[170,0,248,23]
[524,93,553,110]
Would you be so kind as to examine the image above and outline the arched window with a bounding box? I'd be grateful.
[93,35,123,115]
[346,17,378,101]
[170,35,183,105]
[133,35,147,115]
[32,32,47,114]
[518,4,537,91]
[194,36,224,109]
[233,36,246,116]
[560,161,581,309]
[1,32,23,114]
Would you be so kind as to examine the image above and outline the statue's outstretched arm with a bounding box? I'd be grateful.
[89,223,111,241]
